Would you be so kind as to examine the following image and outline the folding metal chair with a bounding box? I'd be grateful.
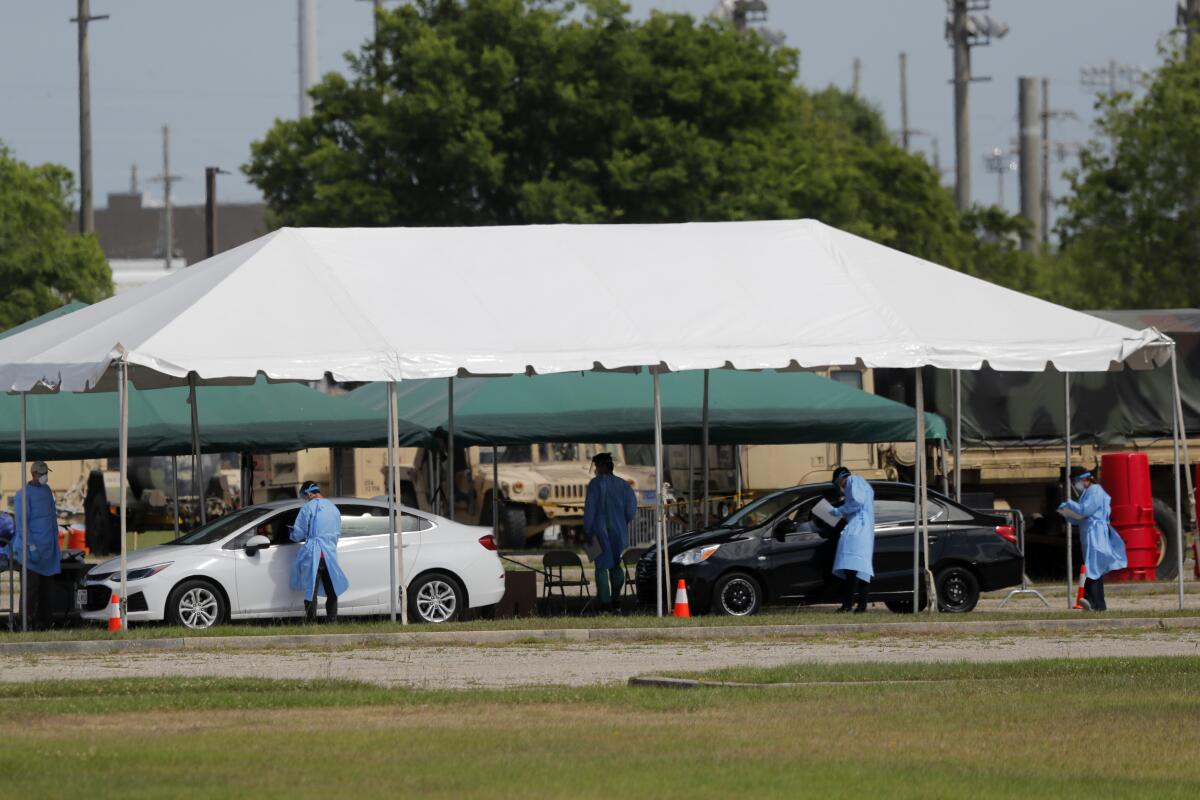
[542,550,590,613]
[621,547,647,597]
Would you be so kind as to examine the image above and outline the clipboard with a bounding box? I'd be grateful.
[812,498,839,526]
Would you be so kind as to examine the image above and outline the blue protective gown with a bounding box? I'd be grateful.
[12,483,61,577]
[1061,483,1128,580]
[829,475,875,582]
[288,498,349,598]
[583,473,637,569]
[0,512,14,559]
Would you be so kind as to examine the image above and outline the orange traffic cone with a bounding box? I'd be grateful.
[1072,566,1088,610]
[107,593,122,632]
[673,579,691,618]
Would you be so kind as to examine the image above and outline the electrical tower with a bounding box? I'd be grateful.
[983,146,1017,209]
[1080,60,1145,96]
[945,1,1009,211]
[1179,0,1200,51]
[713,1,785,45]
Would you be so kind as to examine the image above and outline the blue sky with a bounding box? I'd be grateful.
[0,1,1179,223]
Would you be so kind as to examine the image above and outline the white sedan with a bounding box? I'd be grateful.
[80,498,506,628]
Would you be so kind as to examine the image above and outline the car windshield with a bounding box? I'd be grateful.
[719,489,806,529]
[171,507,268,545]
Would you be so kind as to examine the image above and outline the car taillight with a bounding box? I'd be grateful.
[478,534,498,551]
[995,525,1017,545]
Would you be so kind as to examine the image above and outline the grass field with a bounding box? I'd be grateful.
[1,606,1198,645]
[0,658,1197,798]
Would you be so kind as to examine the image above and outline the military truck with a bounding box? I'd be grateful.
[256,442,664,549]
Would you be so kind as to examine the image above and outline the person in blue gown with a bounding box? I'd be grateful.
[583,452,637,613]
[828,466,875,613]
[12,461,61,630]
[289,481,348,622]
[1059,467,1127,611]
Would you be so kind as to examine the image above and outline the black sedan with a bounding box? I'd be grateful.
[636,481,1023,615]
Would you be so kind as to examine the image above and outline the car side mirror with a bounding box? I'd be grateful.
[244,534,270,555]
[774,519,797,539]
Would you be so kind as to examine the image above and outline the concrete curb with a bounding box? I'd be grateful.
[2,614,1199,658]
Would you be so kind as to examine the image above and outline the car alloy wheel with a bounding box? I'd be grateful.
[415,577,459,623]
[177,586,220,629]
[936,566,980,613]
[716,575,759,616]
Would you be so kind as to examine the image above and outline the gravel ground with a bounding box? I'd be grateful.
[2,629,1199,689]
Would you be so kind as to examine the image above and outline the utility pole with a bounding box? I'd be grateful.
[1017,77,1042,251]
[945,1,1009,211]
[899,52,910,151]
[950,1,970,210]
[205,167,230,259]
[151,126,182,271]
[1179,0,1200,52]
[852,57,861,97]
[70,1,108,234]
[1038,79,1078,249]
[299,0,318,116]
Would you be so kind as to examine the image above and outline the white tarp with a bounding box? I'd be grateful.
[0,219,1171,392]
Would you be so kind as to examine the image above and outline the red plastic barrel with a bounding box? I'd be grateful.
[1101,453,1157,581]
[68,525,88,554]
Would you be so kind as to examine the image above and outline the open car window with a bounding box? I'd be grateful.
[224,508,300,549]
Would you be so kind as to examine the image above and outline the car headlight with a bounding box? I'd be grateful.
[671,545,720,565]
[537,485,551,500]
[118,562,173,581]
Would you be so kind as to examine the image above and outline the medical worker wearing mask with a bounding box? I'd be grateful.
[290,481,348,622]
[828,466,875,613]
[1059,467,1127,611]
[13,461,61,630]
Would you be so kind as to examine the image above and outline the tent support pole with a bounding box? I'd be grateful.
[492,445,499,542]
[1063,372,1073,609]
[387,381,405,624]
[914,369,935,613]
[701,369,710,528]
[119,360,129,631]
[171,455,180,538]
[447,377,454,523]
[19,392,28,633]
[1170,348,1185,610]
[188,374,205,526]
[654,370,665,618]
[953,369,962,502]
[938,439,950,497]
[687,445,694,529]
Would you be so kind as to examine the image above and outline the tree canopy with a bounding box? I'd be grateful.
[0,144,112,331]
[1056,39,1200,309]
[245,0,1046,297]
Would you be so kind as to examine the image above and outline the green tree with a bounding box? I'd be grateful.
[1056,39,1200,308]
[246,0,1050,297]
[0,144,112,330]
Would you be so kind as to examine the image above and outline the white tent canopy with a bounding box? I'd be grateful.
[0,219,1183,625]
[0,220,1171,393]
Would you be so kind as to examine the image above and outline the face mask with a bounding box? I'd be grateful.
[1072,480,1085,495]
[36,474,48,486]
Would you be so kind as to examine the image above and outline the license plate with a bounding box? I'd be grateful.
[75,589,88,608]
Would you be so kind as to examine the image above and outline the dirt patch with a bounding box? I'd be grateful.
[1,629,1198,689]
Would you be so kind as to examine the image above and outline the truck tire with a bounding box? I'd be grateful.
[1153,498,1181,581]
[498,505,527,550]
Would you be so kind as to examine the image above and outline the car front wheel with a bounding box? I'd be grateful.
[167,579,227,629]
[936,566,980,613]
[711,572,762,617]
[408,573,464,623]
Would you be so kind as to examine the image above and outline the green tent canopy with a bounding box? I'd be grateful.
[348,370,946,446]
[0,377,429,461]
